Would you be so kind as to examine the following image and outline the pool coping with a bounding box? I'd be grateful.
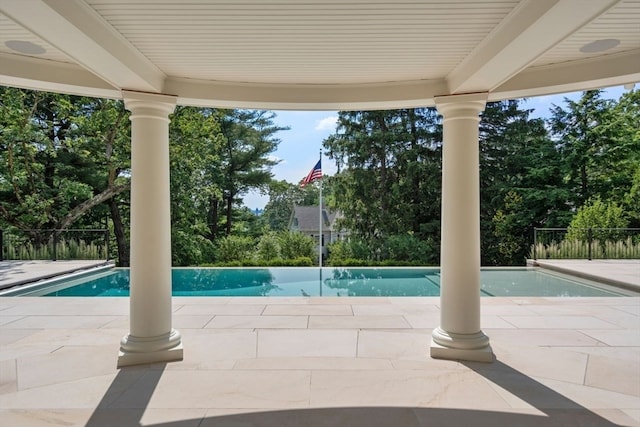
[528,259,640,293]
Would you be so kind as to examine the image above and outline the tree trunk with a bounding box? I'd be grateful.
[56,183,130,231]
[208,197,219,241]
[225,194,233,236]
[109,198,129,267]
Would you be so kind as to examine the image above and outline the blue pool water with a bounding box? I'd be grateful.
[27,267,628,297]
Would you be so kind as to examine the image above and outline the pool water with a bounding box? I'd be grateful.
[32,267,628,297]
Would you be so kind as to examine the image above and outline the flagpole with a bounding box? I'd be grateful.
[318,150,323,269]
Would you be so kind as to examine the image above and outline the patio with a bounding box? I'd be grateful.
[1,290,639,426]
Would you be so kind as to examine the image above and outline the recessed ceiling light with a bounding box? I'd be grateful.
[580,39,620,53]
[5,40,46,55]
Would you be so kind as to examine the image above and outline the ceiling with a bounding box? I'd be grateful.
[0,0,638,110]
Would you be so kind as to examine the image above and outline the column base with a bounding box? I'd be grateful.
[117,329,183,368]
[430,327,494,363]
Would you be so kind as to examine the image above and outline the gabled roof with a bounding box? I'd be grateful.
[290,205,342,232]
[0,1,637,110]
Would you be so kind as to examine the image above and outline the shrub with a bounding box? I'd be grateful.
[256,232,281,262]
[215,235,255,262]
[278,231,315,260]
[566,198,628,241]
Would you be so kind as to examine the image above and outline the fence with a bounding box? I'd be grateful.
[532,228,640,260]
[0,229,109,261]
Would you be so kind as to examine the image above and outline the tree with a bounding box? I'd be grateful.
[549,89,639,208]
[262,179,318,232]
[0,88,131,264]
[323,108,441,243]
[215,110,286,236]
[566,197,628,242]
[479,100,569,265]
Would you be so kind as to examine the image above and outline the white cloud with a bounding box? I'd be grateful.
[314,116,338,131]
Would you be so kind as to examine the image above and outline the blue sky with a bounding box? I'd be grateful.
[243,85,629,209]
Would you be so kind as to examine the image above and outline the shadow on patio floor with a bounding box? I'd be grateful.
[83,360,622,427]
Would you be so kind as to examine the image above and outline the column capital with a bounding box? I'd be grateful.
[434,92,488,120]
[122,90,177,121]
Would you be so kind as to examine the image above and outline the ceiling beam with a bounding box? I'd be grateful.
[491,49,640,101]
[0,0,165,93]
[446,0,620,95]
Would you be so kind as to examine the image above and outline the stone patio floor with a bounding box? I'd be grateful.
[0,292,638,426]
[0,260,639,426]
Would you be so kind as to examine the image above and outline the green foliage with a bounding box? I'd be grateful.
[323,109,442,242]
[566,198,628,241]
[531,237,640,260]
[327,234,437,266]
[256,232,281,261]
[3,237,106,261]
[277,231,316,260]
[215,235,255,262]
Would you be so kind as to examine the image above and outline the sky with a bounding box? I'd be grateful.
[242,85,630,210]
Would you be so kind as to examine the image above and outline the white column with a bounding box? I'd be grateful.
[430,93,493,363]
[118,90,183,368]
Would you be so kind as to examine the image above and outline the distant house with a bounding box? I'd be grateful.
[289,205,348,259]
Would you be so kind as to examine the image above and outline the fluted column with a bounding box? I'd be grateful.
[431,93,493,363]
[118,90,183,368]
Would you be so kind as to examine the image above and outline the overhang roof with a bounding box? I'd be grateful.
[0,0,638,110]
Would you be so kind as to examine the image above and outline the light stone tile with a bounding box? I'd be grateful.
[168,331,256,370]
[591,311,640,329]
[206,315,308,329]
[585,354,640,397]
[614,305,640,316]
[0,299,128,316]
[0,316,24,327]
[622,408,640,425]
[233,357,393,371]
[553,346,640,363]
[490,344,588,385]
[388,297,440,305]
[480,304,537,315]
[390,358,466,370]
[0,374,117,409]
[0,315,120,329]
[487,329,601,347]
[0,409,93,427]
[500,315,621,330]
[309,370,510,409]
[480,315,518,329]
[172,315,215,329]
[228,297,308,305]
[524,305,625,316]
[0,359,17,394]
[0,329,39,346]
[312,297,391,305]
[200,406,422,427]
[258,330,357,358]
[109,370,311,409]
[173,296,231,305]
[580,329,640,347]
[174,304,265,315]
[357,330,429,361]
[81,408,207,427]
[351,304,438,316]
[11,328,124,347]
[262,304,352,316]
[534,376,640,410]
[0,342,67,362]
[403,313,440,329]
[308,315,410,329]
[17,345,118,390]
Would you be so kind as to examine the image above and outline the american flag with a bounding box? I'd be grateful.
[300,159,322,187]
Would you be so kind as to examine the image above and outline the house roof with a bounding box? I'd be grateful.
[0,1,638,110]
[290,205,341,232]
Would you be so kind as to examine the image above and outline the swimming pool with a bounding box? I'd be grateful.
[6,267,631,297]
